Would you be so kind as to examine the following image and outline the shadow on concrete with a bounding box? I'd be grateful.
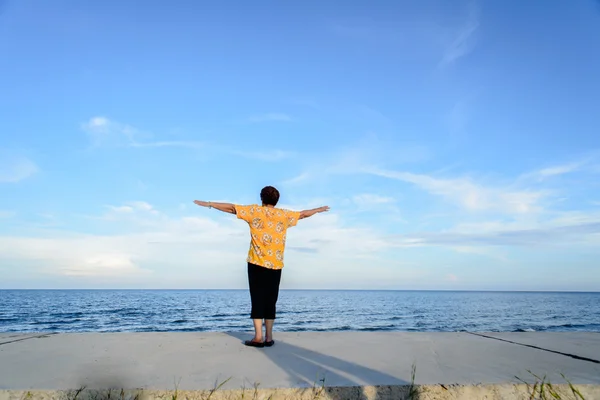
[226,332,417,400]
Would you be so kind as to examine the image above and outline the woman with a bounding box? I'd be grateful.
[194,186,329,347]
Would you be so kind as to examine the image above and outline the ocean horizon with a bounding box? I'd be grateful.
[1,289,599,334]
[3,288,599,292]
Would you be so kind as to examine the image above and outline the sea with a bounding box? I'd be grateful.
[1,290,599,333]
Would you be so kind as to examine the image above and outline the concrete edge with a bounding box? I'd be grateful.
[2,384,599,400]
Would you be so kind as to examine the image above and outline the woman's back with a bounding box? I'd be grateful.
[234,204,300,269]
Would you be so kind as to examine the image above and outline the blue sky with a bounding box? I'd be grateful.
[1,0,599,290]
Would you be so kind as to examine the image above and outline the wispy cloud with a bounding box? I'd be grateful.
[247,113,292,123]
[82,116,136,147]
[440,2,480,66]
[516,155,598,184]
[100,201,159,221]
[449,245,508,260]
[394,220,600,248]
[366,167,546,215]
[82,116,203,149]
[525,160,588,181]
[281,172,311,186]
[349,193,402,219]
[0,152,38,183]
[127,201,157,213]
[391,209,600,250]
[82,116,292,161]
[537,163,582,178]
[280,135,433,187]
[279,139,597,225]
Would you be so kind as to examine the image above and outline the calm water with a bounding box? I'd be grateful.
[1,290,599,333]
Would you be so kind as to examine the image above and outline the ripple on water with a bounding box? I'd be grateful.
[1,290,599,333]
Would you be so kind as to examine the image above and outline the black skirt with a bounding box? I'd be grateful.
[247,262,282,319]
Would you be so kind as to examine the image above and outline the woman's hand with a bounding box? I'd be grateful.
[194,200,236,214]
[299,206,330,219]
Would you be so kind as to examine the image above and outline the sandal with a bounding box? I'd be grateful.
[244,339,265,348]
[264,340,275,347]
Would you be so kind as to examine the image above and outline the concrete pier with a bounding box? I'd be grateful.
[1,332,599,399]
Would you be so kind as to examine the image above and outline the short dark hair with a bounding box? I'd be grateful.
[260,186,280,206]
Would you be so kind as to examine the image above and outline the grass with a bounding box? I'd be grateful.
[18,365,591,400]
[515,371,587,400]
[407,363,418,400]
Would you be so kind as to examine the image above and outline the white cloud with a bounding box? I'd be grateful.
[367,167,545,215]
[82,116,291,161]
[247,113,292,123]
[88,116,109,128]
[82,116,136,147]
[61,254,148,277]
[102,201,158,219]
[392,216,600,248]
[520,159,590,182]
[0,201,400,287]
[544,210,600,227]
[2,199,600,289]
[440,3,480,66]
[128,201,156,213]
[537,162,582,178]
[82,116,203,149]
[448,246,508,260]
[0,152,38,183]
[280,135,432,188]
[281,172,311,186]
[107,205,134,213]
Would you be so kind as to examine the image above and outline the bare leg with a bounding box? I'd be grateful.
[265,319,274,342]
[252,319,264,342]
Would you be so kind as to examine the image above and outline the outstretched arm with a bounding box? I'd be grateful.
[299,206,330,219]
[194,200,236,214]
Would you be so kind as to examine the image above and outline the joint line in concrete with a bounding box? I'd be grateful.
[0,333,57,347]
[469,333,600,365]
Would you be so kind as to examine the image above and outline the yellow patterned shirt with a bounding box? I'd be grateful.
[235,204,300,270]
